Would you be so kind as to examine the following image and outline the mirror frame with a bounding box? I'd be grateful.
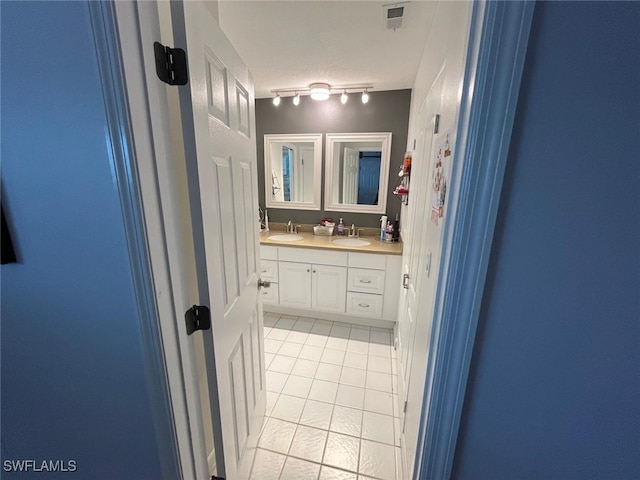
[324,132,392,214]
[264,133,323,211]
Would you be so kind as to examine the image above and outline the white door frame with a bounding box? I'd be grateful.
[415,2,535,479]
[93,0,535,478]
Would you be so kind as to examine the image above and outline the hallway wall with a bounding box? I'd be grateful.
[452,2,640,478]
[1,2,166,477]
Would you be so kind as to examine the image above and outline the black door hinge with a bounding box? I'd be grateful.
[154,41,188,86]
[185,305,211,335]
[434,114,440,134]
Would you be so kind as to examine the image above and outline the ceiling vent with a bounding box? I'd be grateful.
[383,2,408,31]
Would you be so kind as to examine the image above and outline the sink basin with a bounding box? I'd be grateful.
[332,238,371,247]
[268,234,304,242]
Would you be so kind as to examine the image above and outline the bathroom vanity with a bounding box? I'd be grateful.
[259,232,402,329]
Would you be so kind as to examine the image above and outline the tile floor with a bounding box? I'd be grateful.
[249,313,403,480]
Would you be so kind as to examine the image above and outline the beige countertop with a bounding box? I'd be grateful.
[259,231,403,255]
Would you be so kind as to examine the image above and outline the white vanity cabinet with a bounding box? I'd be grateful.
[260,244,401,328]
[259,246,279,305]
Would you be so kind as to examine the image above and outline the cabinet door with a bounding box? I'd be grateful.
[311,264,347,313]
[279,261,311,308]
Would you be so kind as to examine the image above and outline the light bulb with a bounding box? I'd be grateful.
[293,93,300,106]
[361,90,369,104]
[309,83,330,101]
[273,94,281,106]
[341,91,348,104]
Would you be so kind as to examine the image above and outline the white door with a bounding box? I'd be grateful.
[312,264,347,312]
[342,147,359,204]
[396,70,444,478]
[279,261,312,308]
[172,3,265,478]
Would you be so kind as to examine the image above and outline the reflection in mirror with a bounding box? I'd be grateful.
[324,132,392,214]
[264,134,322,210]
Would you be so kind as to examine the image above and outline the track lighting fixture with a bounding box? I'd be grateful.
[270,84,373,106]
[341,90,348,104]
[272,94,281,106]
[361,89,369,104]
[293,92,300,106]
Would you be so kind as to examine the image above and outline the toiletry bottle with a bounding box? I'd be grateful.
[264,210,269,232]
[380,215,387,241]
[393,213,400,241]
[338,218,345,236]
[386,221,393,242]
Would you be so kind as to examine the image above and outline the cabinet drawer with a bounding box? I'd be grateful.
[348,252,386,270]
[346,292,383,318]
[348,268,385,295]
[260,259,278,282]
[260,282,279,305]
[279,247,347,266]
[260,245,278,260]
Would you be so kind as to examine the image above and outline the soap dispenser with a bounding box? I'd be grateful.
[337,218,345,236]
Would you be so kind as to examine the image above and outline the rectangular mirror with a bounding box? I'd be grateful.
[264,134,322,210]
[324,132,392,214]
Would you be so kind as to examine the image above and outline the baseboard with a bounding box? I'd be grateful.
[263,304,396,330]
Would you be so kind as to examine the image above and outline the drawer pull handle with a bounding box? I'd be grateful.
[360,279,372,284]
[261,269,268,273]
[358,303,370,308]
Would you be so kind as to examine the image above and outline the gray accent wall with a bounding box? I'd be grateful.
[256,89,411,228]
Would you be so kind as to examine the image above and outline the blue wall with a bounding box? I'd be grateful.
[453,2,640,479]
[1,2,163,477]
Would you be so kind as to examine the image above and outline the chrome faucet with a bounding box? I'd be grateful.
[294,224,302,234]
[286,220,293,233]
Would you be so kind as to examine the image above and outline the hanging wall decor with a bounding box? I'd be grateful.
[430,133,453,227]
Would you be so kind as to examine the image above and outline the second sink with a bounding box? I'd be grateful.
[332,238,371,247]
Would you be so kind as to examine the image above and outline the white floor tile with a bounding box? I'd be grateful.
[287,330,310,344]
[367,355,391,374]
[358,439,396,480]
[330,325,351,339]
[368,342,391,359]
[266,391,279,416]
[299,399,334,430]
[266,371,288,393]
[346,339,369,354]
[271,393,306,423]
[264,353,275,370]
[340,366,367,388]
[323,432,360,473]
[264,326,272,337]
[330,405,363,438]
[282,374,313,398]
[267,327,290,341]
[326,337,349,351]
[249,448,286,480]
[263,314,280,327]
[363,390,394,416]
[349,327,370,342]
[269,354,297,374]
[299,345,324,362]
[265,338,284,354]
[276,317,297,330]
[292,319,315,333]
[306,333,329,348]
[280,456,321,480]
[308,379,339,404]
[335,384,365,410]
[278,341,303,358]
[343,351,368,370]
[321,348,346,366]
[370,330,392,345]
[291,358,319,378]
[315,363,342,383]
[289,424,328,463]
[361,411,395,445]
[311,321,333,335]
[319,465,358,480]
[365,371,392,393]
[258,417,297,454]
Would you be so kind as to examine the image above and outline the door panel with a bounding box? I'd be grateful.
[279,261,312,308]
[172,2,264,478]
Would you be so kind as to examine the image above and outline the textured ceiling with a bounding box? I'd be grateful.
[218,1,438,98]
